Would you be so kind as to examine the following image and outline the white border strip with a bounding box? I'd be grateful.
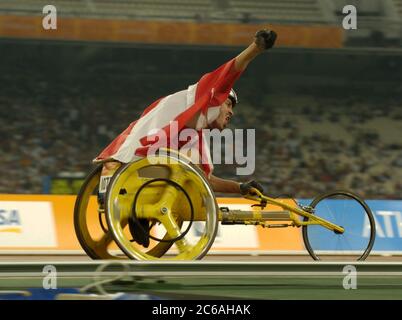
[1,271,402,278]
[0,250,401,256]
[1,261,402,266]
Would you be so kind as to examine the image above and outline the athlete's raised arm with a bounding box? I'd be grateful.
[234,29,277,72]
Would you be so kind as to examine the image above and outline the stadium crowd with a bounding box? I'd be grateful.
[1,75,401,200]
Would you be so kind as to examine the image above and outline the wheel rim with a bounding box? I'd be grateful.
[302,191,376,261]
[105,154,218,260]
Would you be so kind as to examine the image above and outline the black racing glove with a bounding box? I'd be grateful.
[254,29,277,50]
[240,180,264,195]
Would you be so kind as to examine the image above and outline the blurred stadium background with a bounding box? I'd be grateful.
[1,0,402,300]
[1,0,402,200]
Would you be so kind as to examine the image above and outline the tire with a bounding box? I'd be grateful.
[73,164,103,259]
[302,190,376,261]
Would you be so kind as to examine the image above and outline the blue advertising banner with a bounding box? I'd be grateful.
[298,199,402,252]
[366,200,402,252]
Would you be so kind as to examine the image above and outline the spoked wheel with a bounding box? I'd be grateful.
[105,151,219,260]
[74,164,122,259]
[302,190,376,261]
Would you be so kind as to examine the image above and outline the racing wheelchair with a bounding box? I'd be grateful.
[74,149,376,261]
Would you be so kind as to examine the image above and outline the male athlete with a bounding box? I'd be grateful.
[94,29,277,203]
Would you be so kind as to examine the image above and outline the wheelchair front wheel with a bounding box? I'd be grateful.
[302,190,376,261]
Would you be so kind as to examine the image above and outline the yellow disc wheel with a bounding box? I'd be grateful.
[105,151,219,260]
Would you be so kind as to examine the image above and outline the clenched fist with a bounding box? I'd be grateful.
[254,29,277,51]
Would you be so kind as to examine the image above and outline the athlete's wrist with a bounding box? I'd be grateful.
[250,42,265,55]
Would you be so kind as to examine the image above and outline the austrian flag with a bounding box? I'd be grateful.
[94,58,243,177]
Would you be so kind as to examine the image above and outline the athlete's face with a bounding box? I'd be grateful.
[209,98,234,130]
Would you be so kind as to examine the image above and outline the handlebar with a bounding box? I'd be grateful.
[243,187,267,209]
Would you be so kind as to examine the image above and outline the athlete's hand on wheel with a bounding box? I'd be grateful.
[240,180,264,195]
[254,29,277,51]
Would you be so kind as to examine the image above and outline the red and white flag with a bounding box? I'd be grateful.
[94,58,243,177]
